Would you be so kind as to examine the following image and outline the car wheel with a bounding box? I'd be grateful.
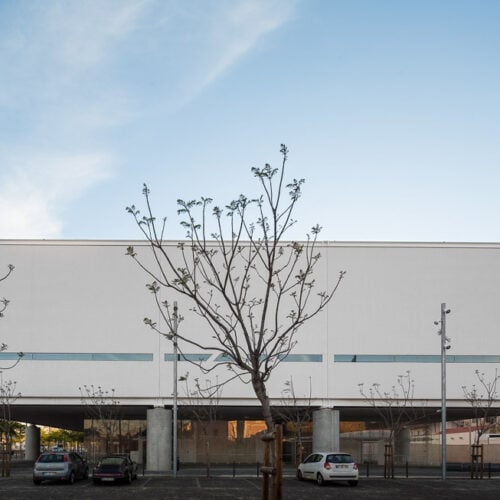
[93,478,100,485]
[297,469,304,481]
[127,471,132,484]
[316,473,325,486]
[68,471,75,484]
[348,480,358,487]
[33,479,42,485]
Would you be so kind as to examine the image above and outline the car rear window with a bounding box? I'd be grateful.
[101,457,125,465]
[38,454,65,463]
[326,454,354,464]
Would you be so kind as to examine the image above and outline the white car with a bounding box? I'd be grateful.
[297,452,359,486]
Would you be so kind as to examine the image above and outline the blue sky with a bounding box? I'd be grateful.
[0,0,499,241]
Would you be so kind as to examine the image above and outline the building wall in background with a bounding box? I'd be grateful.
[1,240,499,408]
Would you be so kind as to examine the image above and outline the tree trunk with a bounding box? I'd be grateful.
[252,375,273,431]
[252,374,283,499]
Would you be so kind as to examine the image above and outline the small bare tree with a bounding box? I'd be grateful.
[0,264,14,320]
[127,145,344,495]
[126,145,344,430]
[0,377,21,477]
[127,145,345,499]
[0,347,23,371]
[274,376,313,465]
[179,373,222,477]
[462,369,500,446]
[1,264,23,371]
[79,385,121,459]
[359,371,426,477]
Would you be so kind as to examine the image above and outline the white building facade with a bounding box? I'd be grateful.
[1,240,500,466]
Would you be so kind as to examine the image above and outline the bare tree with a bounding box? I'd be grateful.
[79,385,121,459]
[127,145,345,498]
[0,377,21,477]
[462,369,500,446]
[359,371,427,477]
[126,145,345,433]
[0,264,23,371]
[179,372,222,477]
[0,264,14,320]
[274,376,313,465]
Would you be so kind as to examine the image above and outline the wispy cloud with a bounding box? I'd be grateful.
[0,152,114,238]
[48,0,150,71]
[0,1,147,238]
[205,0,297,86]
[0,0,298,238]
[163,0,299,106]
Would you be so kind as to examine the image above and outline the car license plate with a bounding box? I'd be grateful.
[44,472,56,475]
[102,478,115,482]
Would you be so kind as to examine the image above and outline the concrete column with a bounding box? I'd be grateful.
[395,428,411,465]
[313,408,340,451]
[25,424,41,461]
[146,408,172,472]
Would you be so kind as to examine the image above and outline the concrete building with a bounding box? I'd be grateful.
[1,240,500,467]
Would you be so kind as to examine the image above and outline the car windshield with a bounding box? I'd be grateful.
[326,454,354,464]
[38,454,65,463]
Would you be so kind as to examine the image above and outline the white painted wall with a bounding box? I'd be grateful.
[1,240,499,408]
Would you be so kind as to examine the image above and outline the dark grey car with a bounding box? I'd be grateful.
[92,455,138,484]
[33,451,89,485]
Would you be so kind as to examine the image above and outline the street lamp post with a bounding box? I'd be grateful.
[172,302,178,478]
[436,303,451,480]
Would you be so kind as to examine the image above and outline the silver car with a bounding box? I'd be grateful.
[33,451,89,485]
[297,452,359,486]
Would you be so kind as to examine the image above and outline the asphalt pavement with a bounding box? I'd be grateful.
[2,463,500,499]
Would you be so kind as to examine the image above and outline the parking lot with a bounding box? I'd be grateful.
[1,474,500,499]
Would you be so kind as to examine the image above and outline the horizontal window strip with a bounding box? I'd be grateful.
[0,352,152,361]
[3,352,321,363]
[164,353,211,362]
[335,354,500,363]
[211,353,322,363]
[4,352,496,364]
[214,353,233,362]
[0,352,23,360]
[280,354,323,362]
[90,353,152,361]
[451,355,500,363]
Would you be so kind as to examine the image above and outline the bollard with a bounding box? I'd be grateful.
[406,461,409,478]
[257,461,260,477]
[233,461,236,478]
[366,462,370,478]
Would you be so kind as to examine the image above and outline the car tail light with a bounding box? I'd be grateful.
[324,462,331,470]
[353,463,358,470]
[63,455,68,462]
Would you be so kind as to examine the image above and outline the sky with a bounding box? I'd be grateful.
[0,0,499,242]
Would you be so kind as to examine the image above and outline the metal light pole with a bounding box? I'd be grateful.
[436,303,451,480]
[172,302,178,478]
